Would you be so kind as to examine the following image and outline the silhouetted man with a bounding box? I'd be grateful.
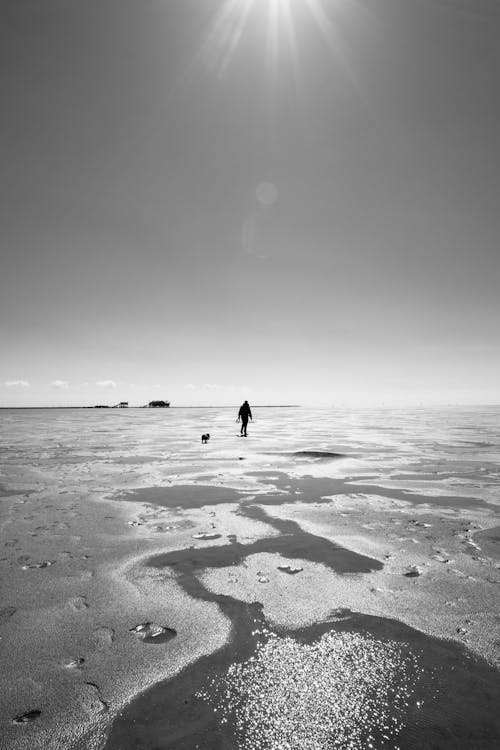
[237,400,252,437]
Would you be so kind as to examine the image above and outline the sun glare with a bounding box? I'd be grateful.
[200,0,348,79]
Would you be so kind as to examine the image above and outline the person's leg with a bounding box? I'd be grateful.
[243,418,248,436]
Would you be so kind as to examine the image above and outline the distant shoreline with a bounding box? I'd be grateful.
[0,405,302,410]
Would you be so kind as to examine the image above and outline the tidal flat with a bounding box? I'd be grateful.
[1,406,499,749]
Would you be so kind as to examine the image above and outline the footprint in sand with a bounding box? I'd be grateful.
[78,682,108,714]
[12,710,41,724]
[0,606,16,624]
[404,566,422,577]
[278,565,304,575]
[432,553,453,563]
[130,622,177,644]
[69,596,89,611]
[93,626,115,646]
[63,657,85,669]
[21,560,55,570]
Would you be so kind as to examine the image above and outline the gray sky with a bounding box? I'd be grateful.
[1,0,499,407]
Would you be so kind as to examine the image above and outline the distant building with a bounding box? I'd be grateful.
[118,402,128,408]
[148,400,170,408]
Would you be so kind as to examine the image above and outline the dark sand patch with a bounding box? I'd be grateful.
[150,504,381,578]
[266,450,345,460]
[113,476,487,516]
[243,504,382,572]
[114,485,247,509]
[246,471,490,510]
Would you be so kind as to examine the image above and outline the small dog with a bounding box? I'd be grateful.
[201,433,210,444]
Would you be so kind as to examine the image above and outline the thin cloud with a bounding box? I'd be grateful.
[203,383,219,390]
[96,380,117,388]
[5,380,30,388]
[51,380,69,389]
[184,383,197,390]
[226,383,253,394]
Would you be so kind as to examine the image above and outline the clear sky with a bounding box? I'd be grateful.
[1,0,499,407]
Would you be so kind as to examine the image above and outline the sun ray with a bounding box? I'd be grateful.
[306,0,339,49]
[280,0,301,88]
[200,0,254,79]
[266,0,281,75]
[196,0,361,96]
[305,0,362,91]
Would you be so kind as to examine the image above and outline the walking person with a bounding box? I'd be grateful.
[237,400,252,437]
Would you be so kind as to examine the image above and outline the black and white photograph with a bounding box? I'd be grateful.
[1,1,499,748]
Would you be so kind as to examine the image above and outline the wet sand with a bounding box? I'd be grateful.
[0,406,499,749]
[105,612,500,749]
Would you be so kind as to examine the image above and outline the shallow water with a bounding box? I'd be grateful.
[105,610,500,750]
[1,404,499,506]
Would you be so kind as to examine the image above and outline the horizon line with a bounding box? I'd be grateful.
[1,403,500,410]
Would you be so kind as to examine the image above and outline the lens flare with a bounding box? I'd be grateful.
[256,182,278,206]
